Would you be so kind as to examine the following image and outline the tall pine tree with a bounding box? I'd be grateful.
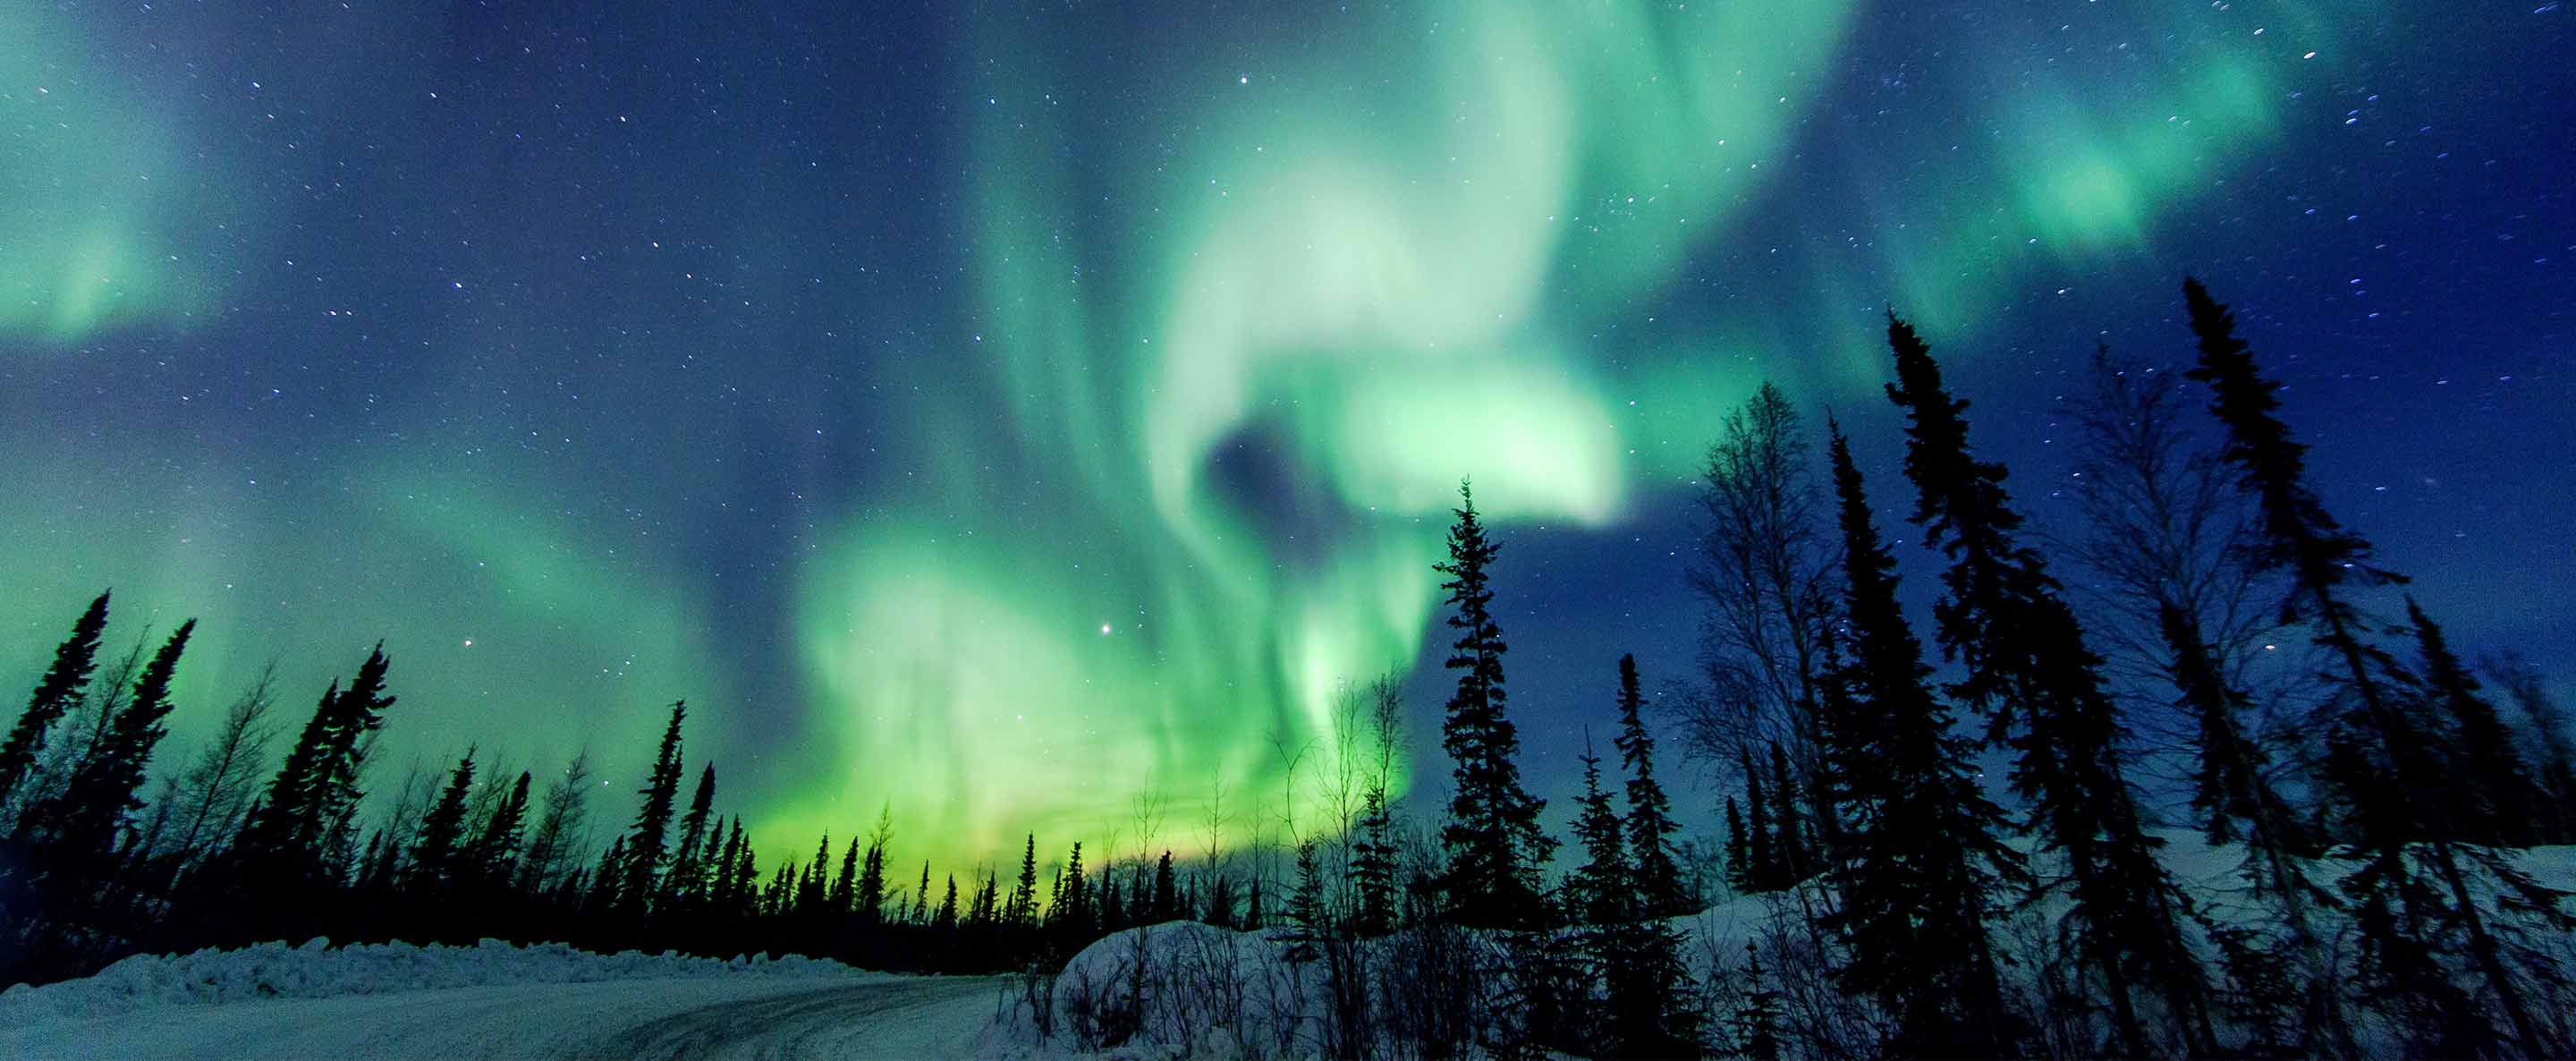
[614,700,687,914]
[2185,277,2570,1056]
[242,645,394,886]
[34,618,192,861]
[1432,479,1553,929]
[1818,424,2024,1058]
[0,590,110,818]
[664,764,718,905]
[1611,655,1689,916]
[1884,313,2213,1056]
[403,749,478,892]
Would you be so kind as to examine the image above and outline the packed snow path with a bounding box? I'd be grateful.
[2,974,1002,1060]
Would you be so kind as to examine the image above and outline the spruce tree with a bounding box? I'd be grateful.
[1566,739,1637,1055]
[795,835,829,917]
[404,749,478,892]
[1203,873,1235,929]
[1566,737,1631,930]
[1818,425,2024,1058]
[1288,838,1324,940]
[35,618,192,861]
[711,819,744,910]
[2406,599,2537,845]
[857,828,888,924]
[831,836,861,916]
[2486,653,2576,844]
[664,764,716,905]
[586,835,627,914]
[1350,790,1397,935]
[1059,843,1088,938]
[1152,850,1178,922]
[1432,479,1553,928]
[1611,655,1688,916]
[1006,834,1039,929]
[615,700,687,913]
[0,590,110,816]
[464,770,532,889]
[2185,278,2571,1056]
[1733,943,1783,1061]
[242,645,394,886]
[1883,314,2212,1056]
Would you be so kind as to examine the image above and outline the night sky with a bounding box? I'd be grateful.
[4,1,2569,874]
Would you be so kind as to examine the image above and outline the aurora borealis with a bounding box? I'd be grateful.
[3,1,2568,875]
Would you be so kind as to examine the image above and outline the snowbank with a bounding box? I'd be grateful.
[0,937,877,1028]
[1047,921,1326,1055]
[1004,835,2576,1057]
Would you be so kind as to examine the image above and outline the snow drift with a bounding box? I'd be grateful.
[0,937,879,1028]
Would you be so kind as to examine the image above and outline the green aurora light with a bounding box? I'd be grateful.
[0,0,2356,877]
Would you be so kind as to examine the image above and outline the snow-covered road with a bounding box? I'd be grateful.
[2,974,1004,1060]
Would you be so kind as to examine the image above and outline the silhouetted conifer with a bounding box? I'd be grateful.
[0,590,109,818]
[615,700,687,913]
[795,835,828,915]
[1055,842,1089,941]
[1432,479,1553,929]
[1350,790,1397,935]
[33,619,191,862]
[830,836,860,915]
[2186,279,2571,1057]
[1884,314,2212,1056]
[2406,599,2538,845]
[242,645,394,887]
[1152,850,1178,922]
[860,810,894,923]
[665,764,716,904]
[1287,839,1324,940]
[1611,655,1689,916]
[403,749,477,892]
[1005,834,1038,929]
[1204,873,1235,929]
[1567,737,1629,930]
[1733,942,1782,1061]
[1818,424,2024,1058]
[586,835,626,914]
[465,770,531,888]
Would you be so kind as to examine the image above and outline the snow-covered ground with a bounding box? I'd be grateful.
[0,939,1004,1059]
[998,833,2576,1059]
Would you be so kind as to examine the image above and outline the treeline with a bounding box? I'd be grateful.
[4,278,2573,1060]
[0,623,1382,986]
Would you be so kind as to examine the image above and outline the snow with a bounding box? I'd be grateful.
[0,938,1004,1060]
[0,937,877,1027]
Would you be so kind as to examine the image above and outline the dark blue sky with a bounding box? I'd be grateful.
[1,0,2565,864]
